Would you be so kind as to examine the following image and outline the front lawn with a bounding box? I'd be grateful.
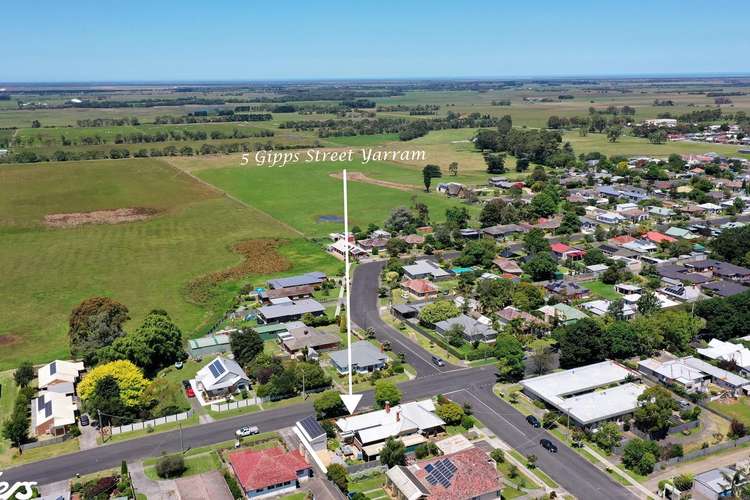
[144,451,221,480]
[585,280,620,300]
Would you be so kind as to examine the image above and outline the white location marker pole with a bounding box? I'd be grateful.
[340,169,362,415]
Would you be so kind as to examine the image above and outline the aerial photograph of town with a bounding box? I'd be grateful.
[1,1,750,499]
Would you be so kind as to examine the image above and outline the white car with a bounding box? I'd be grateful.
[235,425,259,437]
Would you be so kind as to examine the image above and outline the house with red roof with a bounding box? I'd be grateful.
[550,242,585,261]
[609,234,636,246]
[401,279,439,299]
[228,447,312,499]
[644,231,677,245]
[385,446,502,500]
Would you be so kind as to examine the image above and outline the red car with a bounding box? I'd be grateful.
[185,386,195,398]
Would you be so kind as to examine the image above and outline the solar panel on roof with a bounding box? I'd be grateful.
[426,476,438,485]
[299,415,325,439]
[208,360,225,378]
[49,361,57,375]
[424,464,434,473]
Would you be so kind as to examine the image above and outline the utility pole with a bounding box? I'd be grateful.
[97,410,104,442]
[302,368,306,399]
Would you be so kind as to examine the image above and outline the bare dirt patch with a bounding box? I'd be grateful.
[329,171,419,191]
[184,239,292,305]
[44,207,160,228]
[0,334,19,346]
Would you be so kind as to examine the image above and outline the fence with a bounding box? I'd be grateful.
[210,397,265,412]
[111,409,193,435]
[20,433,73,451]
[656,435,750,468]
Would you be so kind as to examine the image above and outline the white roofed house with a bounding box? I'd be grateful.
[697,339,750,377]
[194,356,251,401]
[37,360,85,391]
[336,399,445,461]
[31,392,77,437]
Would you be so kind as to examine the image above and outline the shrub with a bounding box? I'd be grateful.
[490,448,505,463]
[224,470,244,499]
[461,415,474,429]
[155,453,186,478]
[327,463,348,493]
[673,474,693,492]
[730,419,747,439]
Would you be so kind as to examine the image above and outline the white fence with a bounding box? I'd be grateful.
[210,397,265,412]
[111,410,193,435]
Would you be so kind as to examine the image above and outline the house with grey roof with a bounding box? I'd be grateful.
[267,272,327,290]
[256,298,326,324]
[693,467,747,500]
[329,341,388,374]
[435,314,497,343]
[402,259,451,281]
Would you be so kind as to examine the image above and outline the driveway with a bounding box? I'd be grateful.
[78,424,99,450]
[129,460,179,500]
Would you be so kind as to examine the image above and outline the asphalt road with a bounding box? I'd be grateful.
[350,260,458,374]
[2,260,637,499]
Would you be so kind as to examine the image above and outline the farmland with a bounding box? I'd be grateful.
[0,158,340,369]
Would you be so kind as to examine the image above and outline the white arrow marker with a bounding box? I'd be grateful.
[339,169,362,415]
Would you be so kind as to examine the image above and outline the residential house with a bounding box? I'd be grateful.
[258,285,315,304]
[228,447,312,499]
[550,243,585,262]
[401,279,440,299]
[638,358,709,393]
[492,256,523,275]
[37,360,85,391]
[268,272,327,290]
[482,224,528,240]
[702,280,748,297]
[649,206,676,220]
[336,399,445,461]
[402,260,451,281]
[402,234,426,247]
[31,392,77,437]
[537,303,589,325]
[685,259,750,282]
[385,446,503,500]
[692,467,747,500]
[194,356,251,401]
[329,341,388,374]
[295,415,328,453]
[256,299,326,324]
[277,323,340,355]
[622,239,658,254]
[580,299,635,318]
[665,227,697,240]
[644,231,677,245]
[697,339,750,376]
[496,306,547,330]
[435,314,497,343]
[437,183,467,197]
[189,334,232,359]
[327,238,367,260]
[545,281,590,300]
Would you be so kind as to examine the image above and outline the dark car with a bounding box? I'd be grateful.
[432,355,445,367]
[181,380,191,389]
[540,438,558,453]
[526,415,540,428]
[79,414,90,426]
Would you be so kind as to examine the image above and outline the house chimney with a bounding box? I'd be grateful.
[396,411,400,422]
[385,401,391,413]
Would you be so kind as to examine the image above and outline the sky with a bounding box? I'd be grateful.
[3,0,749,82]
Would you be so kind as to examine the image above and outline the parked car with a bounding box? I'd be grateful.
[236,426,259,437]
[432,355,445,367]
[181,380,191,389]
[175,361,184,369]
[526,415,540,428]
[185,386,195,398]
[540,438,558,453]
[79,414,90,426]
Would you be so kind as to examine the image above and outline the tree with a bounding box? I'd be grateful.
[100,310,185,376]
[78,360,150,409]
[531,192,558,218]
[490,448,505,463]
[606,125,623,143]
[729,418,747,439]
[2,412,29,452]
[445,206,470,229]
[634,386,678,438]
[494,334,525,381]
[14,361,34,387]
[386,237,409,257]
[516,157,530,172]
[85,375,127,422]
[554,319,606,369]
[524,252,558,281]
[673,474,693,492]
[528,339,556,375]
[415,442,439,459]
[384,206,416,234]
[622,438,659,475]
[484,152,506,174]
[557,211,581,235]
[68,297,130,359]
[637,290,661,316]
[446,324,465,347]
[651,310,702,354]
[327,463,349,493]
[542,411,558,429]
[436,401,465,425]
[156,453,186,479]
[380,437,406,468]
[231,328,264,368]
[418,300,460,326]
[422,164,442,192]
[593,422,622,452]
[314,390,347,419]
[448,162,459,176]
[454,238,496,267]
[374,380,402,408]
[479,198,508,227]
[524,229,550,255]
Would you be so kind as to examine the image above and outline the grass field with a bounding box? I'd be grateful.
[189,158,480,237]
[0,158,341,369]
[708,398,750,426]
